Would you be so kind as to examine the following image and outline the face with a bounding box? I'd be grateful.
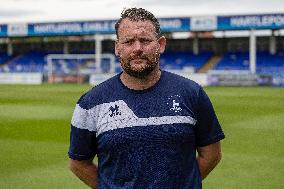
[115,18,166,78]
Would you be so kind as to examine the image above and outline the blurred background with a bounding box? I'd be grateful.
[0,0,283,188]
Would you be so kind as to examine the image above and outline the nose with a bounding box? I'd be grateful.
[132,40,143,53]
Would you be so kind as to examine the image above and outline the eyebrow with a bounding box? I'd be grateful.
[120,35,156,40]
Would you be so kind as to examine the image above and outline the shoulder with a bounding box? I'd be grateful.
[77,74,120,109]
[162,70,201,93]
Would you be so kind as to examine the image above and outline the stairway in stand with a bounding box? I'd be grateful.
[198,55,222,73]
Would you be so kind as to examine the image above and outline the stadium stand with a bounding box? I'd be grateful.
[0,50,214,73]
[213,52,250,71]
[0,51,46,72]
[160,51,213,71]
[0,13,283,86]
[0,53,11,65]
[213,51,284,77]
[1,49,284,78]
[256,51,284,77]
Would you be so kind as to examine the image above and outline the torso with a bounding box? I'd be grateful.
[75,71,203,188]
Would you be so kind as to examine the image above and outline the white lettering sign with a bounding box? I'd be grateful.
[159,19,182,29]
[230,15,284,28]
[8,24,28,36]
[191,16,217,31]
[34,23,82,33]
[82,22,111,32]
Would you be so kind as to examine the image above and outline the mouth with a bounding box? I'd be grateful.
[131,58,147,64]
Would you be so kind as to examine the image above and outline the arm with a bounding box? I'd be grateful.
[196,141,222,180]
[69,158,98,189]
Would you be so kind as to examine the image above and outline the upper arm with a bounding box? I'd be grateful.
[195,87,225,147]
[68,125,97,160]
[68,100,97,161]
[69,158,96,172]
[197,141,222,161]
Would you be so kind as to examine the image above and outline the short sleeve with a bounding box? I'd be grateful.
[194,87,225,147]
[68,96,97,160]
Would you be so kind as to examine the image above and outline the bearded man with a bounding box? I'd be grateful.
[68,8,225,189]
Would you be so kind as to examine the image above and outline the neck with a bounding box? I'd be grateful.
[120,67,161,90]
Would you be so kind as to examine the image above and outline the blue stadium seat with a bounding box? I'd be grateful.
[214,52,249,71]
[160,51,212,71]
[256,51,284,77]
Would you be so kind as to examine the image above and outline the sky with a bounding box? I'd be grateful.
[1,0,284,24]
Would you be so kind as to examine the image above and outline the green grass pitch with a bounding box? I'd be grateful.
[0,84,283,189]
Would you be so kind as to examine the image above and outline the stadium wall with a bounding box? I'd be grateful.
[0,73,42,84]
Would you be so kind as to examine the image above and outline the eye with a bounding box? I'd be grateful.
[140,38,151,44]
[122,39,134,45]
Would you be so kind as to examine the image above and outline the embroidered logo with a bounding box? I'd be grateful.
[170,99,182,112]
[167,95,183,113]
[109,105,121,117]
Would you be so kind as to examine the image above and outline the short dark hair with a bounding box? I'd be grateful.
[115,8,161,39]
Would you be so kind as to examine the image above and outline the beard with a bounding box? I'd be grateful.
[119,53,160,79]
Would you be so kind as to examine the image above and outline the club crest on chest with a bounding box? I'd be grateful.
[167,95,183,113]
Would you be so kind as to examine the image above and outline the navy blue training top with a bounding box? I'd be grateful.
[68,70,225,189]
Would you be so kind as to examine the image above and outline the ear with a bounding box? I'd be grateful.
[115,40,119,56]
[157,36,166,54]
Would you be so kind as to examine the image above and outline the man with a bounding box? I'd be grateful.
[68,8,225,189]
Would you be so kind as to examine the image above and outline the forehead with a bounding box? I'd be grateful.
[118,18,156,37]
